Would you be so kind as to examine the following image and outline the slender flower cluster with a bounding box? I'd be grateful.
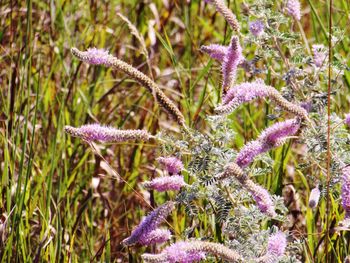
[345,113,350,127]
[286,0,301,21]
[216,81,269,114]
[144,175,185,192]
[221,36,243,93]
[341,167,350,219]
[308,186,321,209]
[157,156,184,174]
[200,44,227,61]
[267,232,287,256]
[71,47,186,127]
[64,124,150,143]
[122,201,175,246]
[312,44,327,68]
[235,141,265,169]
[215,81,308,119]
[142,240,243,263]
[207,0,240,31]
[249,20,264,37]
[138,229,171,246]
[236,119,300,168]
[244,180,277,217]
[219,162,276,217]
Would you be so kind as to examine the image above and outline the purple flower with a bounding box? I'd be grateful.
[236,141,264,168]
[221,36,243,93]
[144,175,186,192]
[216,80,269,114]
[345,113,350,127]
[249,20,264,37]
[312,44,327,68]
[165,241,206,263]
[245,180,276,217]
[259,119,300,147]
[308,186,321,209]
[142,241,243,262]
[300,101,312,113]
[157,156,184,174]
[64,124,150,142]
[342,167,350,219]
[122,201,175,246]
[286,0,301,21]
[72,47,112,65]
[138,229,171,246]
[206,0,240,31]
[235,119,300,168]
[200,44,227,61]
[267,232,287,257]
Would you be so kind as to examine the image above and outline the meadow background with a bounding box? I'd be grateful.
[1,0,350,262]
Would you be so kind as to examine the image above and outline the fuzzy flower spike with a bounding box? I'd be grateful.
[341,167,350,220]
[157,156,184,174]
[200,44,227,61]
[258,231,287,262]
[219,162,276,217]
[206,0,240,31]
[142,240,243,263]
[216,81,308,120]
[286,0,301,21]
[221,36,243,94]
[312,44,327,68]
[236,118,300,168]
[143,175,186,192]
[344,113,350,127]
[64,124,151,143]
[122,201,175,246]
[71,47,186,127]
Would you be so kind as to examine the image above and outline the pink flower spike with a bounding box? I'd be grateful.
[345,113,350,127]
[200,44,227,61]
[74,47,112,65]
[157,156,184,174]
[138,229,171,246]
[259,119,300,147]
[64,124,150,143]
[267,232,287,257]
[144,175,186,192]
[122,201,175,246]
[235,140,265,168]
[221,36,243,93]
[216,81,269,115]
[245,180,276,217]
[286,0,301,21]
[342,167,350,219]
[312,44,327,68]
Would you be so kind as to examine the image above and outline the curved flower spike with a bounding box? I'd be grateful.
[236,119,300,168]
[215,81,308,120]
[122,201,175,246]
[71,47,186,127]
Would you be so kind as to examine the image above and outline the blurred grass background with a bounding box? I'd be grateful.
[0,0,350,262]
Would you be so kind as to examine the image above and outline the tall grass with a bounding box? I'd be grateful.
[0,0,350,262]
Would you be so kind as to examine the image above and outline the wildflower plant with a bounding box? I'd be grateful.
[63,0,350,262]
